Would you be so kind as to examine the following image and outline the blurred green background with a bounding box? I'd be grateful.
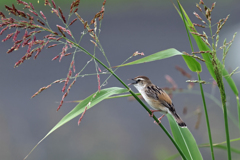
[0,0,240,159]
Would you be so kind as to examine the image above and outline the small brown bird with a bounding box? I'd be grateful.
[129,76,186,127]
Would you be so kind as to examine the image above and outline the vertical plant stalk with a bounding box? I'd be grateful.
[177,1,215,159]
[211,50,231,159]
[213,63,231,159]
[66,39,187,160]
[198,73,215,160]
[237,97,240,131]
[209,13,231,158]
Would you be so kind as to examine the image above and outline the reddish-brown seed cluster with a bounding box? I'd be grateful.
[29,9,38,16]
[40,11,47,20]
[97,74,101,92]
[57,93,66,111]
[67,40,73,48]
[51,8,59,17]
[58,7,66,23]
[72,61,76,72]
[90,2,105,25]
[59,44,68,62]
[2,33,13,42]
[0,26,8,35]
[13,30,20,41]
[37,19,45,26]
[31,85,52,98]
[192,0,219,32]
[44,0,51,7]
[98,67,102,72]
[51,55,59,61]
[190,31,207,39]
[56,25,72,37]
[0,11,6,18]
[47,44,57,48]
[192,51,211,54]
[193,23,205,28]
[78,106,88,125]
[5,4,28,18]
[52,79,66,84]
[70,0,80,13]
[183,51,205,62]
[51,0,56,9]
[70,60,74,70]
[29,2,35,10]
[1,0,108,113]
[69,18,77,26]
[216,15,229,35]
[75,0,105,34]
[57,71,77,111]
[67,74,77,93]
[62,70,72,93]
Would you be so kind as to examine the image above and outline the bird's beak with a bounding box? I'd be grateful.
[128,78,137,86]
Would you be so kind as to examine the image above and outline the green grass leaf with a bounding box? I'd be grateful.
[167,114,203,160]
[116,48,201,72]
[182,55,202,72]
[47,87,128,135]
[24,87,128,159]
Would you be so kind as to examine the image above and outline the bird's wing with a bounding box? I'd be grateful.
[145,85,176,112]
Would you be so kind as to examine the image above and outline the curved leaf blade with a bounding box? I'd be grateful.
[24,87,128,159]
[48,87,128,136]
[116,48,182,67]
[48,87,128,135]
[116,48,201,72]
[167,114,203,160]
[182,55,202,72]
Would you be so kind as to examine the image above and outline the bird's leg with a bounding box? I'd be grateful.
[158,114,165,122]
[154,114,165,125]
[149,109,159,117]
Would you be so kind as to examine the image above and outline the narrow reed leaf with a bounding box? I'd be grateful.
[115,48,201,72]
[24,87,128,159]
[167,114,203,160]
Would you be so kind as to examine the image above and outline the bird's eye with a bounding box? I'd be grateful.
[136,79,141,83]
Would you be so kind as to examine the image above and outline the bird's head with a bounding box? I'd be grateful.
[128,76,152,90]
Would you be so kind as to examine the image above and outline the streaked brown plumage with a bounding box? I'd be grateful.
[129,75,186,127]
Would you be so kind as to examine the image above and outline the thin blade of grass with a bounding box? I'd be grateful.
[115,48,201,72]
[24,87,128,160]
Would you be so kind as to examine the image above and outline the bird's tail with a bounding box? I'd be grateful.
[170,111,187,128]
